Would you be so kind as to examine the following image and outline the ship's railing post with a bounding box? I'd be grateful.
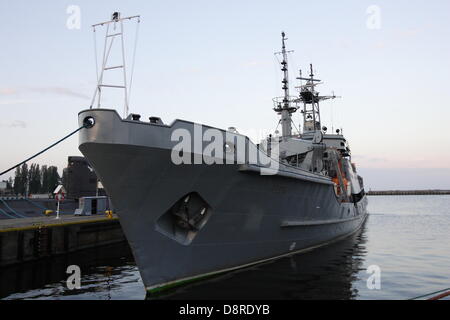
[245,138,249,165]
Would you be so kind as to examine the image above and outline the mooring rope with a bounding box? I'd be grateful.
[410,287,450,300]
[0,124,88,177]
[0,206,16,219]
[24,198,48,210]
[0,199,26,218]
[24,198,72,215]
[428,290,450,300]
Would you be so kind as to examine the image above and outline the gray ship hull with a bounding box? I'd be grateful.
[78,109,368,292]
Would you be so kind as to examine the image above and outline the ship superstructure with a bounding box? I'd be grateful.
[78,14,368,293]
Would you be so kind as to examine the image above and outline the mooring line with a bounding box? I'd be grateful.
[428,290,450,300]
[0,199,26,218]
[24,198,48,211]
[0,124,87,177]
[24,198,73,216]
[0,206,16,219]
[410,287,450,300]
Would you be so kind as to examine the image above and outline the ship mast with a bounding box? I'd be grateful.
[296,64,336,134]
[273,32,297,138]
[90,12,140,118]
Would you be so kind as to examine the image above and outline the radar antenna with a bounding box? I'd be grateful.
[295,64,337,134]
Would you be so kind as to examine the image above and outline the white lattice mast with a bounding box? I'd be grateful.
[296,64,337,133]
[90,12,140,118]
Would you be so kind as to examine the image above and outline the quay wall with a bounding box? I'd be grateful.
[0,216,125,267]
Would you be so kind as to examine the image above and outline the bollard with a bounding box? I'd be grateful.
[105,210,113,219]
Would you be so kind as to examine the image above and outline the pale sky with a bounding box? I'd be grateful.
[1,0,450,190]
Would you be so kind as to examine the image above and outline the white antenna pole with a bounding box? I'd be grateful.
[120,19,129,118]
[273,32,296,139]
[97,23,111,109]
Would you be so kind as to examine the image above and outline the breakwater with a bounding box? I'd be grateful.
[367,190,450,196]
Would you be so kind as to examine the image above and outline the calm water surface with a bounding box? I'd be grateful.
[1,195,449,300]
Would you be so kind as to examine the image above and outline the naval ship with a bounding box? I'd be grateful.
[78,13,368,293]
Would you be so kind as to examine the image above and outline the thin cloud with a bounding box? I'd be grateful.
[28,87,90,100]
[0,86,90,100]
[243,60,268,68]
[0,99,34,105]
[367,157,387,163]
[0,88,17,95]
[0,120,27,128]
[396,28,423,39]
[352,154,388,163]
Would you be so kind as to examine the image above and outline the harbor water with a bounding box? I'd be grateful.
[1,195,449,300]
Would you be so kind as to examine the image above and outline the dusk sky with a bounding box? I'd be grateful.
[1,0,450,190]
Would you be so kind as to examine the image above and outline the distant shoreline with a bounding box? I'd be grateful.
[367,190,450,196]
